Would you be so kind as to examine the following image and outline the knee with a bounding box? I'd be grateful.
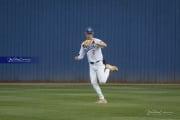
[99,81,106,85]
[91,79,105,85]
[91,81,98,86]
[98,77,106,84]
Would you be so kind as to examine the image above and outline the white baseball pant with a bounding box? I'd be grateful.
[89,61,110,99]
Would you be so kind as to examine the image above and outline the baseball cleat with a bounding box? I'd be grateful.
[96,99,107,104]
[106,64,118,71]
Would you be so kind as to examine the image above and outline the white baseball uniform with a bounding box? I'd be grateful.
[77,38,110,99]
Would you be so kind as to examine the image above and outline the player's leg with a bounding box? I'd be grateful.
[97,61,118,84]
[89,65,104,100]
[97,62,110,84]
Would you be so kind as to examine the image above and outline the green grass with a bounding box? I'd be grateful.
[0,85,180,120]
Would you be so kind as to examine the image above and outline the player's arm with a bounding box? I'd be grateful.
[74,44,85,60]
[95,40,107,48]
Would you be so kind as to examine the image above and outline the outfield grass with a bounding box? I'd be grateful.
[0,84,179,120]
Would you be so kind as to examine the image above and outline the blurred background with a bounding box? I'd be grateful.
[0,0,179,83]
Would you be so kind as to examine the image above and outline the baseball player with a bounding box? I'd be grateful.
[74,27,118,104]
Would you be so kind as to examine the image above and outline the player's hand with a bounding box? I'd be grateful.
[74,56,80,61]
[95,41,107,48]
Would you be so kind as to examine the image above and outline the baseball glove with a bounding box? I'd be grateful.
[83,39,94,48]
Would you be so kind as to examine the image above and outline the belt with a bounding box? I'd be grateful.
[90,60,100,64]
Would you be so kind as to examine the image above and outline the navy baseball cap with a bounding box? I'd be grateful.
[85,27,94,34]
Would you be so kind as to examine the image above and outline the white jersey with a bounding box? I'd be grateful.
[77,38,103,62]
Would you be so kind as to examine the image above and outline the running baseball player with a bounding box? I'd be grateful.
[74,27,118,104]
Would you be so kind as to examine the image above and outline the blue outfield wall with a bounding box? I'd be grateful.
[0,0,179,82]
